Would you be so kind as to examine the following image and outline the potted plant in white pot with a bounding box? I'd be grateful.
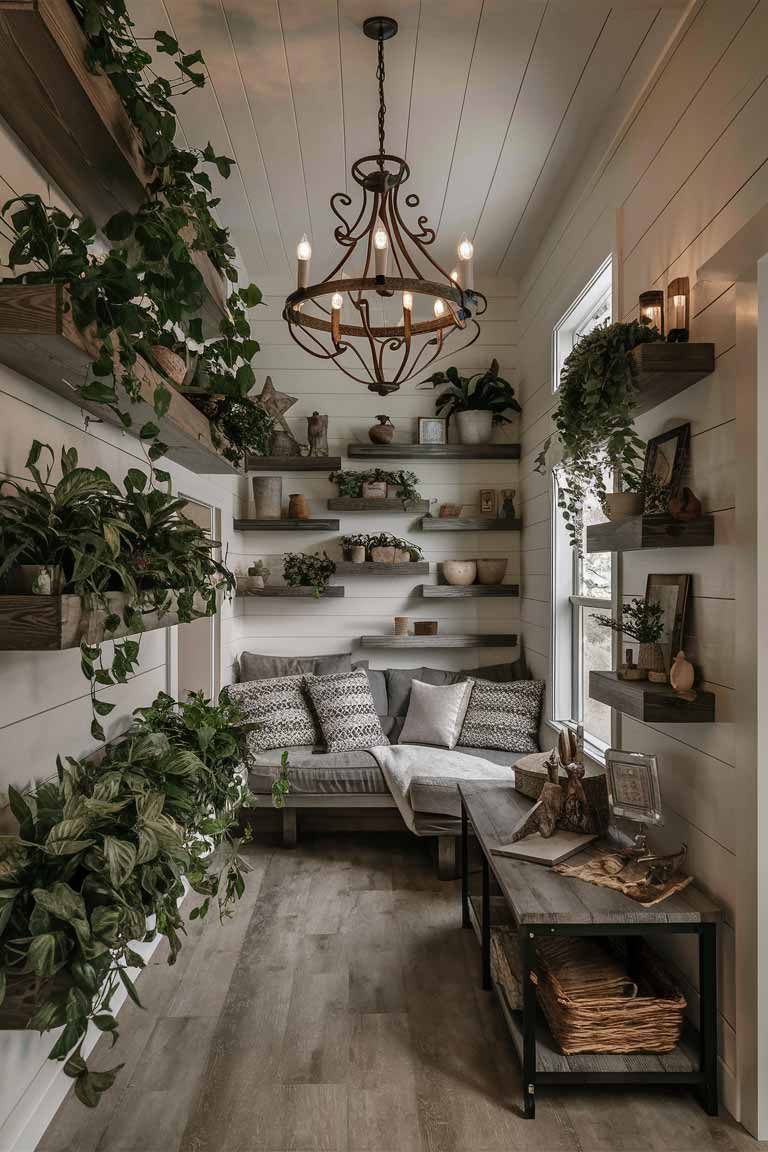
[420,360,520,445]
[536,320,661,551]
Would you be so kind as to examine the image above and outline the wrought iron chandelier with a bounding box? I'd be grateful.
[283,15,487,396]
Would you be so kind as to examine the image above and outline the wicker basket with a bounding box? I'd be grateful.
[490,926,521,1009]
[535,937,686,1054]
[0,972,65,1030]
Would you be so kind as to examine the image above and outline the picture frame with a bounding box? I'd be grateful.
[642,422,690,513]
[479,488,497,517]
[604,749,663,826]
[645,572,690,670]
[417,417,447,445]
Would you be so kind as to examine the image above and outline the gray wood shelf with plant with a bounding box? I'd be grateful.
[234,518,340,531]
[589,670,716,723]
[246,454,342,472]
[418,584,520,598]
[236,587,344,598]
[347,443,521,460]
[630,342,716,413]
[420,516,522,532]
[586,514,715,553]
[328,497,430,512]
[334,561,430,575]
[360,633,518,649]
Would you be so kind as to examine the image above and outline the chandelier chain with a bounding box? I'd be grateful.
[376,35,386,167]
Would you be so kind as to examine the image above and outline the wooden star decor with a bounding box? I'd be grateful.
[256,376,300,443]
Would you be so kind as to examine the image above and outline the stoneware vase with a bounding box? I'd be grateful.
[442,560,477,586]
[371,545,395,563]
[251,477,282,519]
[393,616,409,637]
[348,545,366,564]
[476,558,508,585]
[456,410,493,445]
[393,548,411,563]
[604,491,644,521]
[369,415,395,445]
[670,650,696,697]
[638,642,666,679]
[288,494,310,520]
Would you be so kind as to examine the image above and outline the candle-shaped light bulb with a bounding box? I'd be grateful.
[457,232,474,291]
[297,234,311,288]
[331,292,343,311]
[402,290,413,311]
[373,218,388,276]
[331,291,342,343]
[433,298,446,318]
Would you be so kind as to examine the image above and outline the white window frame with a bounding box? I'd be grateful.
[550,257,616,763]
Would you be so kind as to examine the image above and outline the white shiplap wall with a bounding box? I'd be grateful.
[514,0,768,1129]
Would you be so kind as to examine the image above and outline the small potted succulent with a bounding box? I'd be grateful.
[370,532,396,563]
[592,598,666,681]
[247,560,270,591]
[341,533,369,563]
[420,359,520,445]
[282,551,336,597]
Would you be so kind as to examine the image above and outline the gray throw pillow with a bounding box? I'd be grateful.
[237,650,352,683]
[458,679,544,753]
[399,679,473,749]
[226,675,319,751]
[305,669,390,753]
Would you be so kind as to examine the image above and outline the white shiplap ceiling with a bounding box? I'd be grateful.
[128,1,687,287]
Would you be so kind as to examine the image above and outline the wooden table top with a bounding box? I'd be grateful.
[459,783,721,927]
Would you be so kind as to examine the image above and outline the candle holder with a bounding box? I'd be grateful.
[666,277,689,342]
[639,290,664,336]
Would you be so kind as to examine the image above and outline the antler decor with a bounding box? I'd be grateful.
[283,16,487,396]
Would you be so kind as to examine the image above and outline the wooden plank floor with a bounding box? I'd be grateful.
[39,833,764,1152]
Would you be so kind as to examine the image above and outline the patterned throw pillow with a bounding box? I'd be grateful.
[458,679,544,753]
[305,669,390,753]
[226,675,318,751]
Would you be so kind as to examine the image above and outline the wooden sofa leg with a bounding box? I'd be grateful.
[281,808,298,847]
[437,835,460,880]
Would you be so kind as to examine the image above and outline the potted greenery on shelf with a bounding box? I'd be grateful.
[329,468,421,506]
[0,690,250,1105]
[420,359,520,445]
[592,598,666,680]
[282,552,336,597]
[536,320,661,550]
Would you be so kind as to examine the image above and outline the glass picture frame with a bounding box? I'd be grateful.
[417,417,447,445]
[604,748,663,825]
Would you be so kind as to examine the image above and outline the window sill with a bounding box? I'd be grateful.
[543,719,608,772]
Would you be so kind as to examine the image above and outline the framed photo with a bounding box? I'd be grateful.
[605,749,663,826]
[645,572,690,670]
[642,422,690,513]
[418,417,447,445]
[479,488,497,517]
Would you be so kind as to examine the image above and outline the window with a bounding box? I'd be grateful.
[551,259,615,757]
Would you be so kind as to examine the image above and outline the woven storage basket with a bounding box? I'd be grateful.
[490,926,522,1009]
[535,937,686,1054]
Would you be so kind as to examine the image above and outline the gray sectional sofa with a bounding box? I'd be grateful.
[245,658,531,876]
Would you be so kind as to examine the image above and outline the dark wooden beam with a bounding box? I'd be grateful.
[630,343,715,414]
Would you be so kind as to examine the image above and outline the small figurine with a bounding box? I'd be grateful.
[369,414,395,445]
[307,411,329,457]
[258,376,304,456]
[669,487,702,521]
[499,488,517,519]
[670,650,696,700]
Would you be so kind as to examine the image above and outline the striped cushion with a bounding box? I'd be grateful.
[458,679,544,753]
[226,675,318,751]
[305,668,390,753]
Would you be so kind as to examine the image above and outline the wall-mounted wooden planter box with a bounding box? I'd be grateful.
[630,343,715,414]
[420,517,522,532]
[589,670,715,723]
[586,514,715,554]
[236,587,344,598]
[347,443,520,461]
[0,591,211,651]
[360,634,518,649]
[246,455,342,472]
[418,584,520,598]
[0,0,226,329]
[335,561,430,575]
[0,285,236,475]
[328,498,430,513]
[233,518,340,531]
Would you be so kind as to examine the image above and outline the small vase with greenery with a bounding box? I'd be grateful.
[536,320,660,551]
[329,468,421,505]
[592,598,666,677]
[420,359,520,444]
[282,552,336,597]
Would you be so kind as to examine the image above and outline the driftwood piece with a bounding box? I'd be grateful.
[509,781,562,842]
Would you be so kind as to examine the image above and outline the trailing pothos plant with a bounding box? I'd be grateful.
[0,442,235,737]
[0,689,251,1106]
[535,321,660,551]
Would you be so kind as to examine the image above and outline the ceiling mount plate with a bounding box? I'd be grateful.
[363,16,398,40]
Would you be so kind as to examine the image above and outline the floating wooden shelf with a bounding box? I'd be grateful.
[236,587,344,598]
[246,455,341,472]
[0,0,227,329]
[360,633,518,649]
[334,561,430,575]
[347,443,521,460]
[419,584,520,598]
[0,591,211,651]
[233,518,340,531]
[328,497,430,513]
[589,670,715,723]
[587,514,715,553]
[630,342,715,414]
[420,516,522,532]
[0,285,236,475]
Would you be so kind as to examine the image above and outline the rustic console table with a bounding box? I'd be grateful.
[458,783,721,1120]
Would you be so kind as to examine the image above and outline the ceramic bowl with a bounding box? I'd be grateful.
[475,558,508,585]
[442,560,477,586]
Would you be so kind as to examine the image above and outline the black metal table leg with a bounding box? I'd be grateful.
[698,923,719,1116]
[481,850,492,990]
[521,926,537,1119]
[461,798,470,929]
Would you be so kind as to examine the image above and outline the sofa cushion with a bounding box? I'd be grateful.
[236,650,353,683]
[305,669,390,752]
[386,659,527,716]
[400,679,473,749]
[408,751,524,817]
[248,747,388,796]
[459,679,544,753]
[228,677,319,749]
